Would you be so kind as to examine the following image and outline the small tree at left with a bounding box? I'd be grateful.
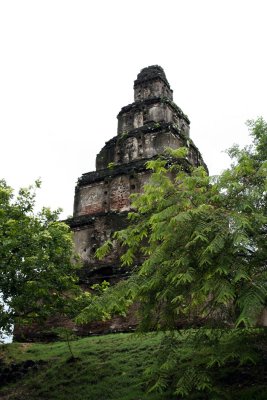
[0,179,81,341]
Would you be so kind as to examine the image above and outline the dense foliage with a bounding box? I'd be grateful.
[0,180,81,339]
[78,118,267,397]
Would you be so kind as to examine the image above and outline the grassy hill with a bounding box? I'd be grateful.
[0,332,266,400]
[0,333,164,400]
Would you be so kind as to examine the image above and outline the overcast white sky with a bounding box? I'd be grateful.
[1,0,267,218]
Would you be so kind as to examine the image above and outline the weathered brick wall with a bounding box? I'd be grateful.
[117,99,190,136]
[74,169,151,217]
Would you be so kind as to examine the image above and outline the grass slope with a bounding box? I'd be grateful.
[0,333,166,400]
[0,332,266,400]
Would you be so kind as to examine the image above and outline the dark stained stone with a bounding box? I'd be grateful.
[134,65,170,88]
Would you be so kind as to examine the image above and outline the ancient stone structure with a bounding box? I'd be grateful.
[14,66,207,340]
[69,65,207,293]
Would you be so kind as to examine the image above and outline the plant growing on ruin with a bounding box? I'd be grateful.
[108,162,116,170]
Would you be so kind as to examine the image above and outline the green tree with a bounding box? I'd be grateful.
[0,180,81,340]
[78,118,267,398]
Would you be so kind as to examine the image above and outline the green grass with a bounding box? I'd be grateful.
[0,333,167,400]
[0,331,266,400]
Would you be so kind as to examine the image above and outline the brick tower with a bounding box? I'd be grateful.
[69,66,206,292]
[14,66,207,340]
